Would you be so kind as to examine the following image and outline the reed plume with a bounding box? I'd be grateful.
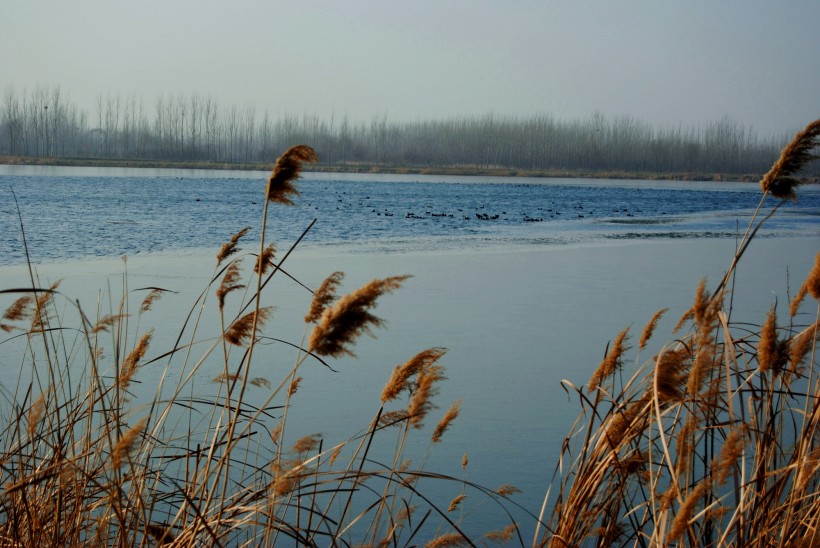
[216,226,251,264]
[27,393,45,436]
[588,327,630,390]
[272,463,304,496]
[425,533,467,547]
[382,347,447,402]
[692,277,713,327]
[92,313,127,334]
[270,423,283,446]
[119,330,153,387]
[292,434,321,454]
[672,307,694,334]
[308,274,410,357]
[250,377,271,388]
[667,480,710,542]
[111,418,148,469]
[759,119,820,200]
[254,243,276,275]
[639,307,668,350]
[790,323,817,372]
[1,295,31,332]
[224,307,271,346]
[271,455,314,496]
[791,284,808,317]
[758,307,789,373]
[686,279,721,396]
[605,399,646,449]
[213,373,240,384]
[139,288,165,313]
[328,444,343,466]
[288,376,302,396]
[305,271,344,323]
[447,494,466,512]
[805,250,820,300]
[791,251,820,316]
[485,523,518,542]
[431,400,461,443]
[496,484,521,497]
[653,347,688,403]
[713,427,745,486]
[216,261,244,310]
[408,363,446,428]
[266,144,318,205]
[29,281,60,333]
[379,410,411,427]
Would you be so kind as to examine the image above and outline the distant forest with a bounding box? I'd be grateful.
[1,84,813,176]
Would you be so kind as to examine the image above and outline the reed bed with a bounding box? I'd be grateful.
[0,145,523,547]
[0,120,818,546]
[537,119,820,547]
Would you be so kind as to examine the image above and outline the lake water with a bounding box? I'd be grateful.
[0,165,818,542]
[1,165,818,265]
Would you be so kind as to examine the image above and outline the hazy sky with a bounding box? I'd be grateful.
[2,1,818,136]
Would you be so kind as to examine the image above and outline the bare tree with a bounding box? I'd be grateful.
[2,87,24,155]
[1,84,801,175]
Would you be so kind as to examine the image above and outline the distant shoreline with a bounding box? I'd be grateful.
[2,155,818,184]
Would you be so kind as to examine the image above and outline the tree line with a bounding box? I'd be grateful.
[0,84,809,175]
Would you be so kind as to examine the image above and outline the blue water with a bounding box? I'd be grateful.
[1,167,818,265]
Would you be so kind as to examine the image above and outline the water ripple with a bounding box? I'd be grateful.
[1,172,817,265]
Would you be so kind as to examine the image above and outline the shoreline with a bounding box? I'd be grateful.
[4,154,814,184]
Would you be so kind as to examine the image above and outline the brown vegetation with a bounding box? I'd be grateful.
[537,119,820,547]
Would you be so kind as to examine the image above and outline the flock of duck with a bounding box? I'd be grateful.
[297,187,648,226]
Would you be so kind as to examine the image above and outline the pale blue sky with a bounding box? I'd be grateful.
[2,0,818,135]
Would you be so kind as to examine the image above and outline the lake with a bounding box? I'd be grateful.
[0,165,818,542]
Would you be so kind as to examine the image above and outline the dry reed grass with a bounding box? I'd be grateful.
[0,144,491,547]
[537,119,820,547]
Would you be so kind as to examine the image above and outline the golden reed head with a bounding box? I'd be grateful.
[267,145,318,205]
